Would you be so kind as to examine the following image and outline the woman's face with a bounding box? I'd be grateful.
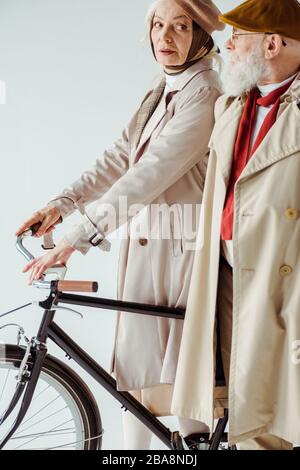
[151,0,193,67]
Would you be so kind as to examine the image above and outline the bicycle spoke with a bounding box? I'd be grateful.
[31,385,51,402]
[12,420,74,440]
[11,429,76,440]
[0,368,11,404]
[16,394,61,430]
[12,417,75,450]
[32,432,103,451]
[14,405,68,436]
[11,430,76,438]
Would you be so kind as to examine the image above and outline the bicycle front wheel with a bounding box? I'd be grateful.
[0,345,102,450]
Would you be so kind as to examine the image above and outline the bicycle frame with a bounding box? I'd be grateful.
[0,229,229,450]
[0,283,229,450]
[0,283,188,450]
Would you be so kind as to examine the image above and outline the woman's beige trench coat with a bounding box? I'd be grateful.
[171,73,300,444]
[49,58,222,415]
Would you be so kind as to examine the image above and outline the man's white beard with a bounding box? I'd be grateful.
[221,47,268,97]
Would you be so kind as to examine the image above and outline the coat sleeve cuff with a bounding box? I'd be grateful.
[47,197,76,219]
[63,219,111,255]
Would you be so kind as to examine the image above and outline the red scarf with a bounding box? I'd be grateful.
[221,79,294,241]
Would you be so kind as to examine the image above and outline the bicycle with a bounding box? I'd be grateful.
[0,224,231,450]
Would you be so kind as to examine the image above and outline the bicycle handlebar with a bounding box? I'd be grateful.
[15,224,40,262]
[16,223,99,293]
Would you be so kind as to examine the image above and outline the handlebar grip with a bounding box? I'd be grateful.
[30,222,43,235]
[30,216,63,236]
[56,280,98,293]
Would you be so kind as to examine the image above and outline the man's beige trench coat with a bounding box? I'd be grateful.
[171,73,300,444]
[50,58,221,415]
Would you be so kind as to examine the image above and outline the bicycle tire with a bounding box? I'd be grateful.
[0,344,102,450]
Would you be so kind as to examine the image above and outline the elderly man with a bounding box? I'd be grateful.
[171,0,300,450]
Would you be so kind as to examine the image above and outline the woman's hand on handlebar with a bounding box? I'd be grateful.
[15,204,62,238]
[22,240,76,285]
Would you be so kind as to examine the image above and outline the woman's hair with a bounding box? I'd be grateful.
[145,0,161,33]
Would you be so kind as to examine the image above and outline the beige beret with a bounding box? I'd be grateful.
[174,0,225,35]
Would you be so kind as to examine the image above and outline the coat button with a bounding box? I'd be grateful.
[279,265,293,277]
[139,238,148,247]
[285,208,298,220]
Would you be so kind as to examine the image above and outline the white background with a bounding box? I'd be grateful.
[0,0,239,449]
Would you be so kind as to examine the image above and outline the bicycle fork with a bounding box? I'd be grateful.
[0,341,48,449]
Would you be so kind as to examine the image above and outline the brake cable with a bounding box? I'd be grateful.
[0,303,33,320]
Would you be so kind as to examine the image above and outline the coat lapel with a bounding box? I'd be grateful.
[132,58,215,165]
[133,91,170,162]
[239,97,300,182]
[212,99,243,186]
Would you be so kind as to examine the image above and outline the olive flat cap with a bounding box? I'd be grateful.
[219,0,300,41]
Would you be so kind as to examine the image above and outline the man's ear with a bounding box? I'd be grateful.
[264,34,282,59]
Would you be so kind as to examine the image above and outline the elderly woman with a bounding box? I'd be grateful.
[16,0,224,449]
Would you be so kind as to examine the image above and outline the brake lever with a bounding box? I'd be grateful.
[32,264,67,289]
[33,303,83,319]
[16,221,67,284]
[43,264,67,280]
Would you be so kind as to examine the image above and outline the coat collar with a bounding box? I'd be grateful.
[213,70,300,185]
[241,71,300,180]
[133,58,214,160]
[237,70,300,105]
[279,70,300,108]
[164,57,214,92]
